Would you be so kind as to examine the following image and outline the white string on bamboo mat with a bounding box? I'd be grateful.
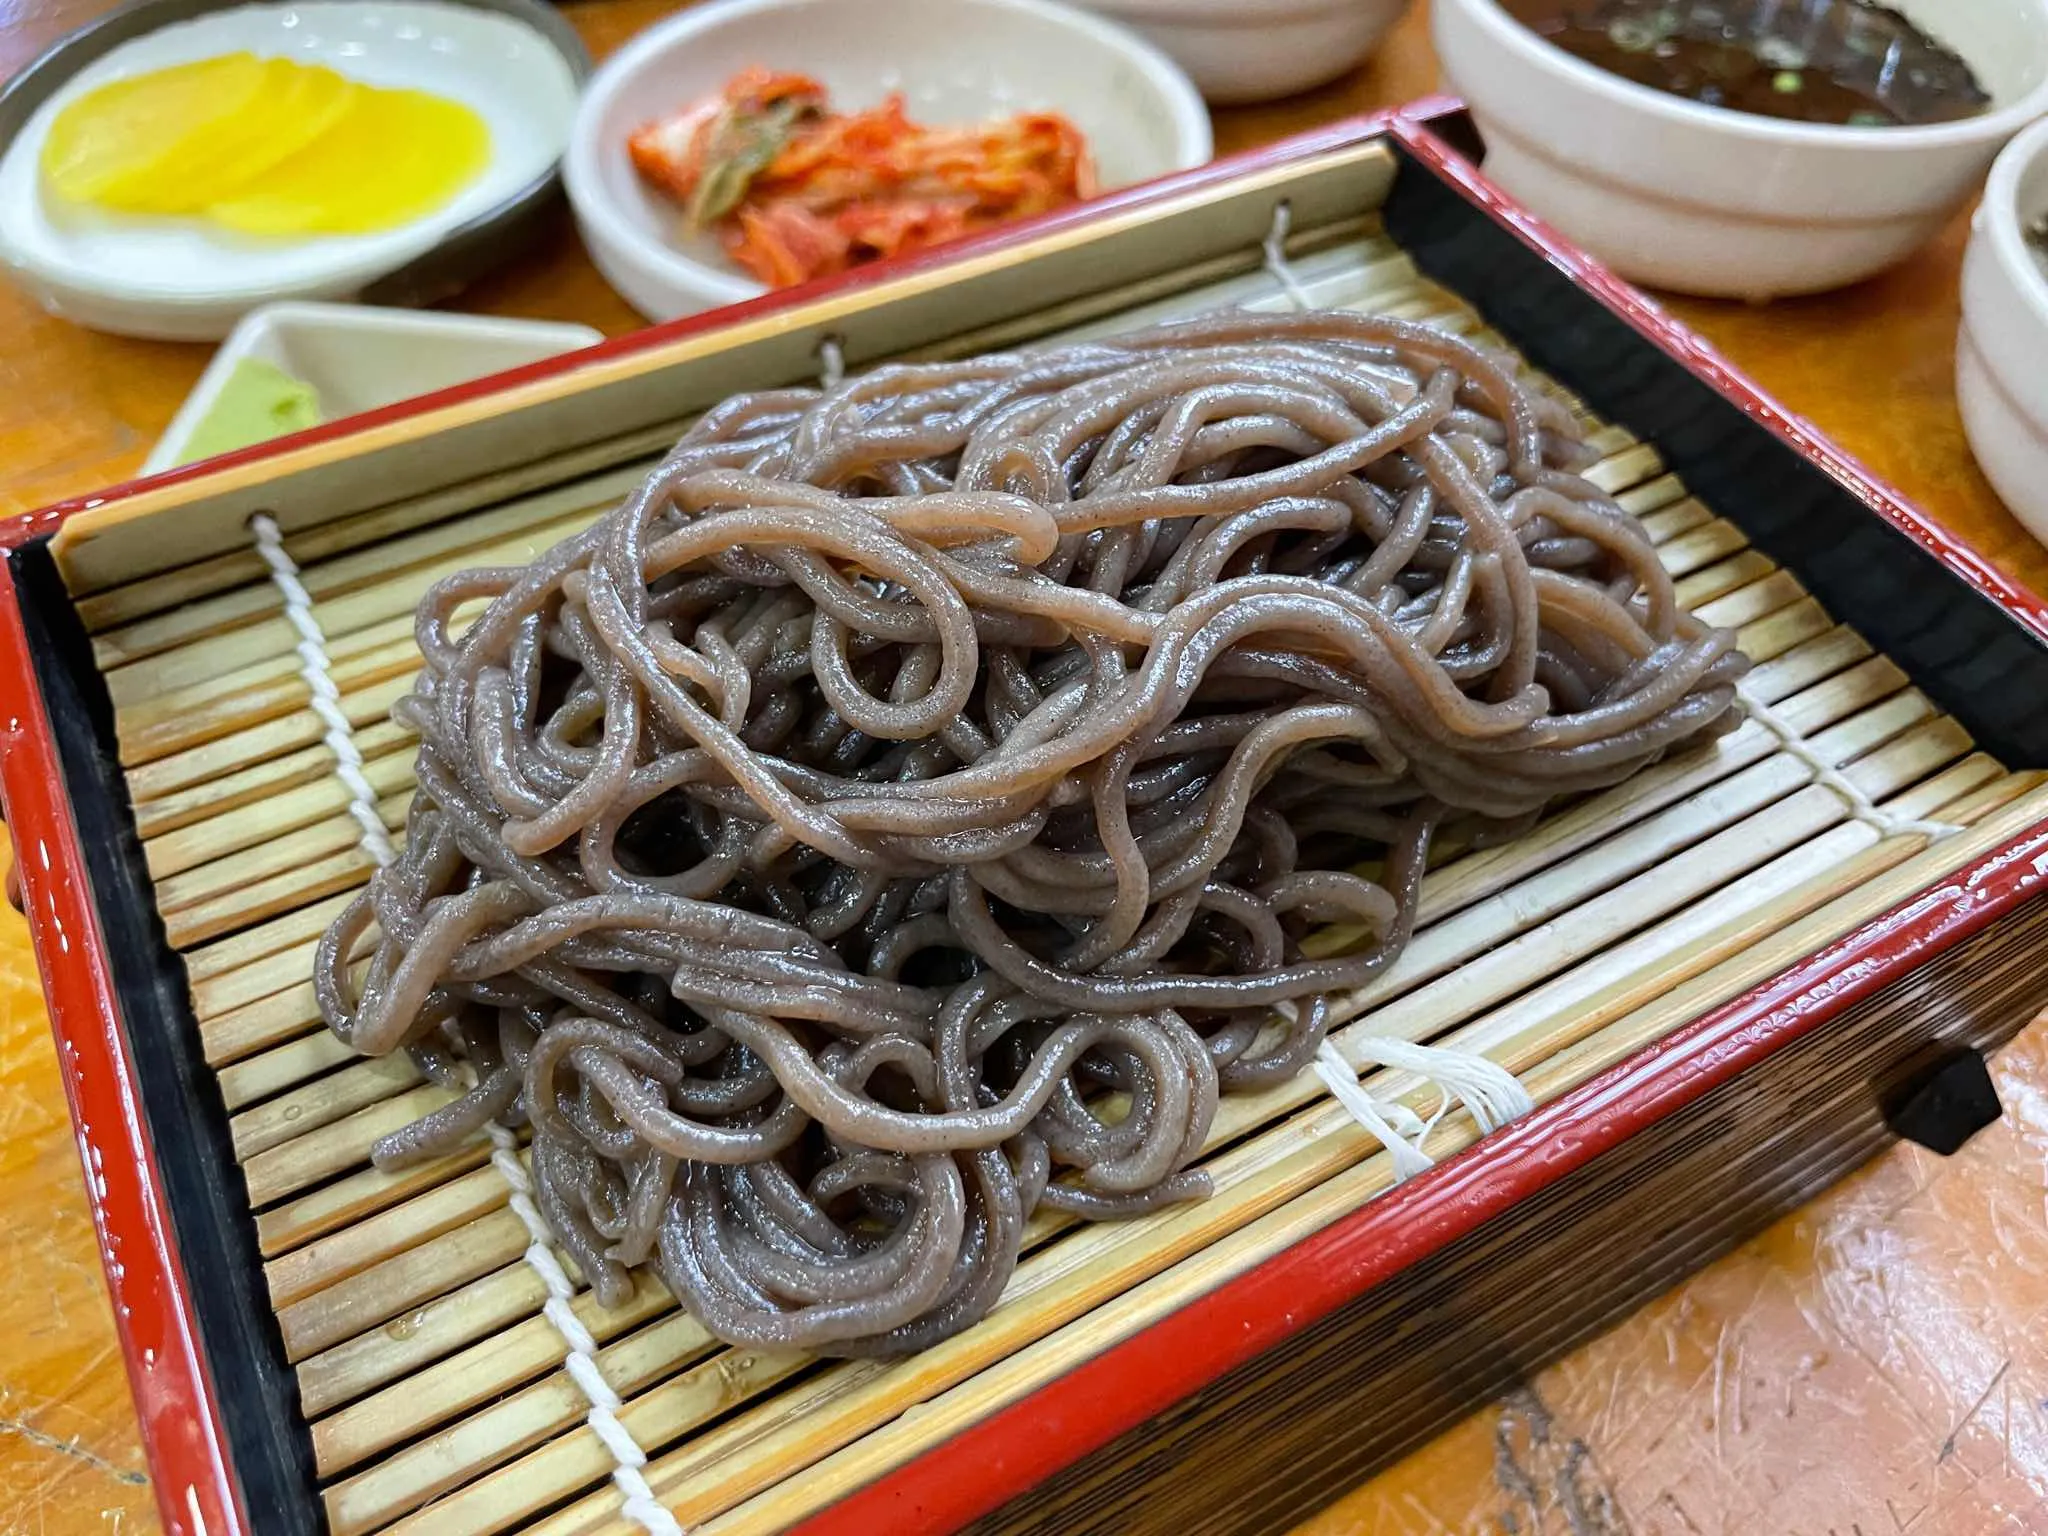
[1261,205,1536,1173]
[818,335,847,391]
[248,513,687,1536]
[487,1132,685,1536]
[250,514,398,870]
[1262,201,1318,312]
[1736,681,1959,842]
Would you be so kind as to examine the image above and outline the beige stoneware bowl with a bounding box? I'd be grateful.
[1434,0,2048,298]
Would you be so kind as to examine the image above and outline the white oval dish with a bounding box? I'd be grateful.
[0,1,580,340]
[1434,0,2048,299]
[1959,115,2048,543]
[564,0,1213,324]
[1072,0,1410,105]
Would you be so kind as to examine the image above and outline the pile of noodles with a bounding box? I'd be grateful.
[315,309,1748,1356]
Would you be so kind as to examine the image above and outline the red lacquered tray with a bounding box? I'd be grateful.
[4,100,2046,1536]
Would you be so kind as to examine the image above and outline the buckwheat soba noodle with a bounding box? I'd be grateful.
[316,309,1749,1355]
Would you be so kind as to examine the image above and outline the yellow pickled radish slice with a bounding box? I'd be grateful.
[208,86,491,235]
[43,55,363,215]
[39,52,490,235]
[188,59,361,199]
[135,58,364,212]
[40,52,269,208]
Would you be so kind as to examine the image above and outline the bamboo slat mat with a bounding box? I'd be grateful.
[75,223,2048,1536]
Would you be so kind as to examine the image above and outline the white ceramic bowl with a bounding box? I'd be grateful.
[564,0,1212,323]
[0,1,580,340]
[1074,0,1409,104]
[145,302,600,472]
[1959,116,2048,542]
[1434,0,2048,299]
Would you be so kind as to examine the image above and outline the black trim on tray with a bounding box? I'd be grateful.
[8,539,323,1534]
[1382,141,2048,769]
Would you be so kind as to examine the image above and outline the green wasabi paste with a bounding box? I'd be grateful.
[174,357,324,465]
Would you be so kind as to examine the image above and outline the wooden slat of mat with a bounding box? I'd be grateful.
[73,431,679,635]
[92,465,650,672]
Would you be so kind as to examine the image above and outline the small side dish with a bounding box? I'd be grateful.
[627,68,1093,287]
[1070,0,1411,105]
[142,300,601,472]
[561,0,1208,323]
[1435,0,2048,297]
[1499,0,1990,126]
[1958,114,2048,542]
[0,0,584,339]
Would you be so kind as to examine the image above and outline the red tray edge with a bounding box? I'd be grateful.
[0,557,243,1536]
[0,99,2039,1536]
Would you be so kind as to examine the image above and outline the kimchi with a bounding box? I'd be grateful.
[628,68,1096,288]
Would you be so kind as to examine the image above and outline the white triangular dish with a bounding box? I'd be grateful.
[145,300,601,473]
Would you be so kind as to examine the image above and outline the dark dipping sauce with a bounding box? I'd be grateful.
[1501,1,1992,126]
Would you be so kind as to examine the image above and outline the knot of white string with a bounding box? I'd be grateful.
[1312,1036,1534,1182]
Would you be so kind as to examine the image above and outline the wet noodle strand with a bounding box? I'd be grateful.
[316,310,1748,1355]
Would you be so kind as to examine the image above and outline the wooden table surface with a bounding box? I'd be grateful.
[5,4,2048,1533]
